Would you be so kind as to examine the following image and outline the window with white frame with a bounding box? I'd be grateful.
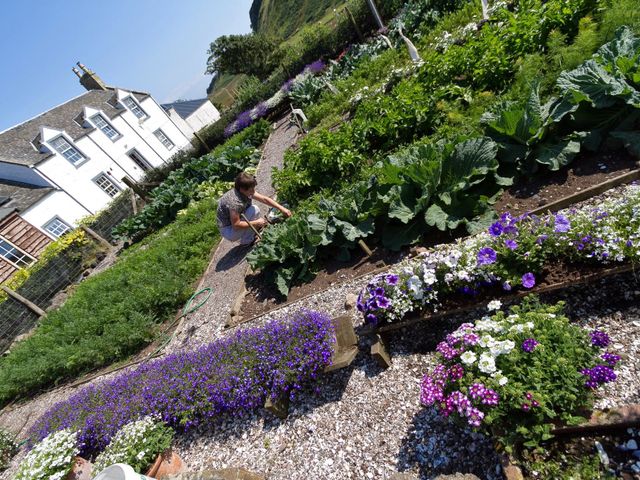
[0,238,35,269]
[94,173,120,198]
[90,113,120,140]
[153,129,174,150]
[122,96,147,119]
[43,217,72,238]
[50,136,86,165]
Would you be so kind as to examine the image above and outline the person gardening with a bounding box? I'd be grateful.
[216,172,291,245]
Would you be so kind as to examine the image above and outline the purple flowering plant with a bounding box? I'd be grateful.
[420,297,619,453]
[28,311,334,457]
[359,185,640,326]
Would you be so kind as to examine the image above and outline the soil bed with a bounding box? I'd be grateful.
[241,149,638,319]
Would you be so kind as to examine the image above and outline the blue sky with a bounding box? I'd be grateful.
[0,0,253,132]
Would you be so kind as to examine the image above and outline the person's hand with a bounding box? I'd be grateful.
[281,207,292,218]
[253,218,268,228]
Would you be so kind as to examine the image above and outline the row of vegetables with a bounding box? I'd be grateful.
[249,25,640,295]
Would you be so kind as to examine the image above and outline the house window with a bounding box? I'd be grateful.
[127,149,152,171]
[44,217,72,239]
[153,129,174,150]
[50,136,86,165]
[90,114,120,140]
[122,96,147,119]
[0,238,35,269]
[94,173,120,198]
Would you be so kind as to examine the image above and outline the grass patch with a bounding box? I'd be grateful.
[0,197,221,405]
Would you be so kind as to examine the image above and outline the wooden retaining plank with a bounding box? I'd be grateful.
[264,395,290,420]
[527,169,640,216]
[367,263,635,337]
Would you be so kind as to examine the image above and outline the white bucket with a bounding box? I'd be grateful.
[91,463,155,480]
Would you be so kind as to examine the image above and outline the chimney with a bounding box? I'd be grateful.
[74,62,108,91]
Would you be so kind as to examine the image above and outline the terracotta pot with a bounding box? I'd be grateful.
[145,448,184,479]
[66,456,93,480]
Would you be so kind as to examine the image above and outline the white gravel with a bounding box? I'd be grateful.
[1,178,640,479]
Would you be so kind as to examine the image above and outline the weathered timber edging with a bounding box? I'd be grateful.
[263,315,358,419]
[367,263,636,368]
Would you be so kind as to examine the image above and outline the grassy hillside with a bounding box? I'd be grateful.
[250,0,346,39]
[208,73,248,110]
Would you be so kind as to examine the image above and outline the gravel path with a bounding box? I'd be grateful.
[1,176,639,479]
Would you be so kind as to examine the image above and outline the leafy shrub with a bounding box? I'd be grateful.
[0,428,17,471]
[28,311,334,456]
[93,416,174,473]
[420,297,619,452]
[358,183,640,325]
[15,429,78,480]
[0,197,221,405]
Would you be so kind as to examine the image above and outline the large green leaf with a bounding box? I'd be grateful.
[610,131,640,158]
[557,60,640,109]
[596,26,640,82]
[382,220,427,251]
[441,137,499,190]
[532,135,583,171]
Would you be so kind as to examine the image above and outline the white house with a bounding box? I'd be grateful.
[0,63,194,242]
[161,98,220,140]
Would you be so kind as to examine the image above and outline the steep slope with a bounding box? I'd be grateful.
[250,0,346,39]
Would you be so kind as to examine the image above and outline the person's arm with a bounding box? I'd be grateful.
[253,192,292,217]
[230,209,267,229]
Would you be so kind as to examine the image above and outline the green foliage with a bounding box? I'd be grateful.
[251,0,345,39]
[521,451,614,479]
[0,198,221,405]
[113,120,269,240]
[93,416,174,474]
[206,33,280,79]
[251,136,509,295]
[0,428,17,471]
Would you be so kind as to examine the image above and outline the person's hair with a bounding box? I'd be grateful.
[235,172,258,191]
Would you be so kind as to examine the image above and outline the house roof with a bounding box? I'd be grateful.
[0,180,54,221]
[0,88,149,167]
[161,98,210,120]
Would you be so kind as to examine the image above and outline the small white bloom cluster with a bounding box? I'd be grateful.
[93,416,169,474]
[15,429,79,480]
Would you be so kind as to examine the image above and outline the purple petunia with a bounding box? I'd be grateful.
[489,222,503,237]
[521,272,536,289]
[522,338,539,353]
[377,297,390,309]
[554,214,571,233]
[601,352,621,366]
[386,274,399,286]
[477,247,497,266]
[504,239,518,250]
[581,364,617,388]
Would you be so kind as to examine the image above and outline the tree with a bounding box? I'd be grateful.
[205,33,279,80]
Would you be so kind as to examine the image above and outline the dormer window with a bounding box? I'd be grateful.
[90,113,120,140]
[122,96,147,119]
[50,135,86,165]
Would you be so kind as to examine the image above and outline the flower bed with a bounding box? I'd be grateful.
[359,184,640,326]
[420,297,620,452]
[27,311,334,457]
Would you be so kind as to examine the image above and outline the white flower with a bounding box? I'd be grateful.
[423,269,437,285]
[478,353,497,374]
[492,370,509,385]
[476,318,500,332]
[487,300,502,311]
[406,275,424,300]
[460,351,477,365]
[478,334,495,348]
[509,324,525,333]
[506,314,519,323]
[444,273,454,283]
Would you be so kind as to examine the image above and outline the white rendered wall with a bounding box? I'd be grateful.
[167,109,195,139]
[21,190,89,234]
[185,101,220,133]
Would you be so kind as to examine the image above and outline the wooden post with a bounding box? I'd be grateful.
[1,286,46,317]
[193,131,211,151]
[121,177,150,202]
[344,6,365,42]
[371,333,392,368]
[264,395,289,419]
[324,316,359,373]
[129,189,138,215]
[357,239,373,257]
[80,225,113,251]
